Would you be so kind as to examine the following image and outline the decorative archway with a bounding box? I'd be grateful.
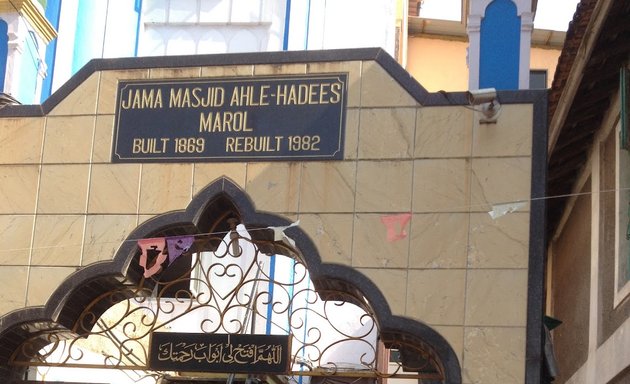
[0,178,461,383]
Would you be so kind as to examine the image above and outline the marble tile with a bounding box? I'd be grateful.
[463,327,526,384]
[413,159,469,213]
[409,213,469,268]
[307,61,362,108]
[432,325,464,364]
[299,213,353,265]
[193,163,247,195]
[344,109,360,160]
[415,106,473,158]
[139,163,194,213]
[245,162,300,213]
[49,73,99,116]
[406,269,466,326]
[149,67,201,79]
[0,215,33,265]
[92,115,115,163]
[470,157,531,213]
[31,215,85,266]
[38,164,90,214]
[357,267,407,315]
[26,266,76,307]
[98,69,150,115]
[300,162,356,213]
[88,164,141,214]
[468,212,529,269]
[0,266,27,314]
[138,214,157,227]
[355,160,413,212]
[200,65,255,77]
[0,165,39,213]
[358,108,415,159]
[465,269,527,326]
[352,213,409,268]
[473,104,533,157]
[43,116,95,163]
[253,63,307,76]
[0,118,44,164]
[82,215,139,265]
[360,61,418,107]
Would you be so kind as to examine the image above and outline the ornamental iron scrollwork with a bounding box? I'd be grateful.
[9,224,445,383]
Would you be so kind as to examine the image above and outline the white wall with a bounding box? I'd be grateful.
[48,0,397,96]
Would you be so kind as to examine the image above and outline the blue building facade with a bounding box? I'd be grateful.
[1,0,542,105]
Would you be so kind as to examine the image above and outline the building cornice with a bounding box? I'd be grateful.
[0,0,57,42]
[408,16,566,49]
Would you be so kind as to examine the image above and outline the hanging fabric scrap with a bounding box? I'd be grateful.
[380,213,412,242]
[166,235,195,264]
[138,237,168,278]
[488,201,526,219]
[267,220,300,248]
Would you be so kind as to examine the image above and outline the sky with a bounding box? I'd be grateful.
[420,0,581,31]
[534,0,581,31]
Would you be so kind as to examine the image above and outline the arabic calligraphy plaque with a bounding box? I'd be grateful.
[149,332,291,373]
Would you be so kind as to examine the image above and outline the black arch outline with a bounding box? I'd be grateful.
[0,177,462,383]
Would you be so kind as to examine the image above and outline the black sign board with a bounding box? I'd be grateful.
[112,74,348,162]
[149,332,291,374]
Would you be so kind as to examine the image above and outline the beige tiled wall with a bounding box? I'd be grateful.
[0,59,533,384]
[0,118,44,163]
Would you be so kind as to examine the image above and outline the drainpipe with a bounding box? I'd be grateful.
[282,0,291,50]
[134,0,142,56]
[305,0,311,49]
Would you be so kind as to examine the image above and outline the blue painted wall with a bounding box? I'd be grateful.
[134,0,142,56]
[72,0,100,73]
[41,0,62,102]
[0,19,7,92]
[73,1,138,70]
[17,34,39,103]
[479,0,520,90]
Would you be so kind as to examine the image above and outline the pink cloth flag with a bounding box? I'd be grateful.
[138,237,167,278]
[380,213,412,242]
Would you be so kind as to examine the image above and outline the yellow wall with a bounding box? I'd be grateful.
[408,36,562,91]
[407,36,469,92]
[530,47,561,88]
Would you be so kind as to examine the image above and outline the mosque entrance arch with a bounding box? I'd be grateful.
[0,178,461,384]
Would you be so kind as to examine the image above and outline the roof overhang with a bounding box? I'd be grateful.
[547,0,630,234]
[407,0,565,49]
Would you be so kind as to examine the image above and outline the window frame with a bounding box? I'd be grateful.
[529,69,548,89]
[614,65,630,306]
[614,119,630,307]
